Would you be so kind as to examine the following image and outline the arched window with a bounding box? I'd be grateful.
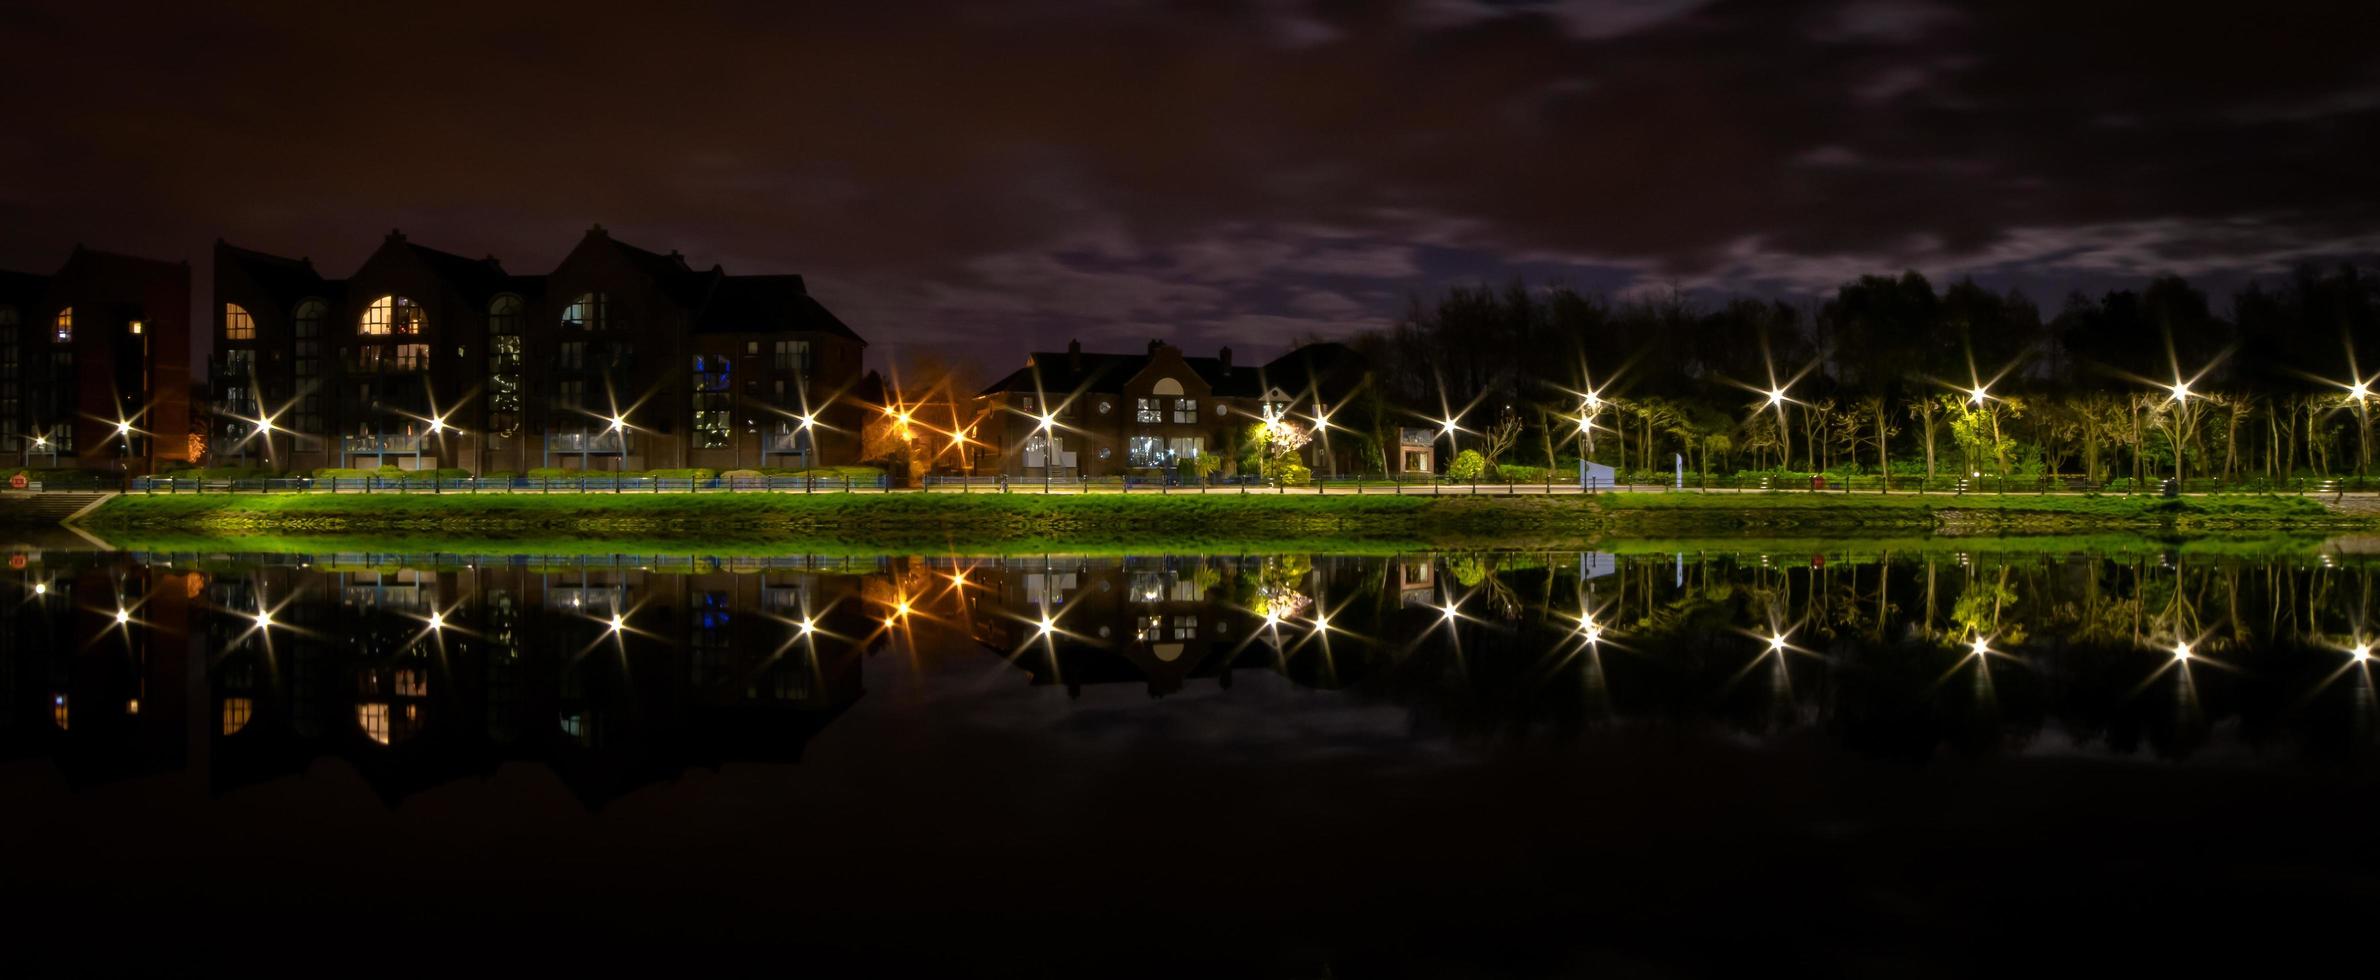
[359,295,426,336]
[489,295,524,335]
[561,292,609,331]
[225,303,255,340]
[487,296,524,429]
[294,298,326,335]
[53,308,72,343]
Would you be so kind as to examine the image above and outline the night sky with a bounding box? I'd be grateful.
[4,0,2376,371]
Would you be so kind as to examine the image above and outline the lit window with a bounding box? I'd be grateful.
[773,339,812,373]
[693,355,733,449]
[562,292,610,331]
[1173,398,1198,423]
[359,295,426,336]
[221,697,253,735]
[393,344,429,372]
[1128,435,1164,467]
[53,308,72,343]
[225,304,254,340]
[1135,398,1162,423]
[357,703,390,744]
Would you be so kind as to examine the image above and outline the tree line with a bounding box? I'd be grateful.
[1325,264,2380,484]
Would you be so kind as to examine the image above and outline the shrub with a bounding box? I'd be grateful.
[1496,463,1552,484]
[527,467,574,480]
[641,468,716,481]
[1274,462,1312,486]
[719,469,763,481]
[1446,449,1486,481]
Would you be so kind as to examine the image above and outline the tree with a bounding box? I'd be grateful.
[1479,407,1524,478]
[1248,417,1314,483]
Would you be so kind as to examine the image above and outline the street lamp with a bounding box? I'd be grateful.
[1036,412,1057,494]
[607,413,627,492]
[2347,379,2374,478]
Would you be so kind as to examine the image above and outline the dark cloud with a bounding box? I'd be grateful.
[2,0,2375,370]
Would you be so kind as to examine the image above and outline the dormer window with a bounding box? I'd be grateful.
[53,308,71,343]
[225,304,254,340]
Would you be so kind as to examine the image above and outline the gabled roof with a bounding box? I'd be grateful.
[692,274,863,342]
[604,237,714,307]
[0,268,47,307]
[217,241,336,307]
[976,343,1368,400]
[401,241,514,305]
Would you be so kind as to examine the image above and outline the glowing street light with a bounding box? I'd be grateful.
[1036,412,1059,494]
[1969,385,1989,406]
[2350,644,2371,663]
[607,613,626,634]
[254,609,274,630]
[2169,381,2191,402]
[426,414,447,435]
[1969,636,1990,657]
[1765,387,1788,408]
[2172,641,2192,662]
[426,611,444,631]
[113,607,131,626]
[1034,612,1058,638]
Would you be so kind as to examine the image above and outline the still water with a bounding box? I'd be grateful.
[6,544,2379,975]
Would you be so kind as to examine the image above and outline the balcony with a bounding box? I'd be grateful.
[547,431,636,453]
[341,433,427,454]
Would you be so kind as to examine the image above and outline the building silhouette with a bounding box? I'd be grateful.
[210,226,868,475]
[0,248,194,474]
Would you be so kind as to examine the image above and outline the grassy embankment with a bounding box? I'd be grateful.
[72,490,2371,554]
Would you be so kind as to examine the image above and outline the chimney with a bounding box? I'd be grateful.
[1147,338,1163,355]
[1068,339,1082,373]
[1219,346,1233,371]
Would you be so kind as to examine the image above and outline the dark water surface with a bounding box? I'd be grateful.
[5,544,2378,976]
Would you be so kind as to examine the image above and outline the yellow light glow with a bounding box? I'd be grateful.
[1035,613,1057,636]
[1766,389,1787,407]
[2170,382,2191,402]
[1768,632,1788,652]
[1037,413,1057,431]
[607,613,626,633]
[1969,386,1988,405]
[607,415,627,432]
[797,413,816,429]
[115,419,133,436]
[1440,602,1460,621]
[254,609,273,629]
[2350,382,2371,401]
[1970,636,1989,656]
[2172,641,2192,661]
[426,611,443,631]
[1312,612,1331,633]
[2351,644,2372,663]
[114,608,131,625]
[797,617,816,635]
[427,415,446,434]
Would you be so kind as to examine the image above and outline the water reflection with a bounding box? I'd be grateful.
[5,547,2376,805]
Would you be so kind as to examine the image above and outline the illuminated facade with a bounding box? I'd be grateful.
[211,226,868,475]
[0,248,194,474]
[973,339,1367,479]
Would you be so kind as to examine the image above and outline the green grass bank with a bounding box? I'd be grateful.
[72,490,2373,551]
